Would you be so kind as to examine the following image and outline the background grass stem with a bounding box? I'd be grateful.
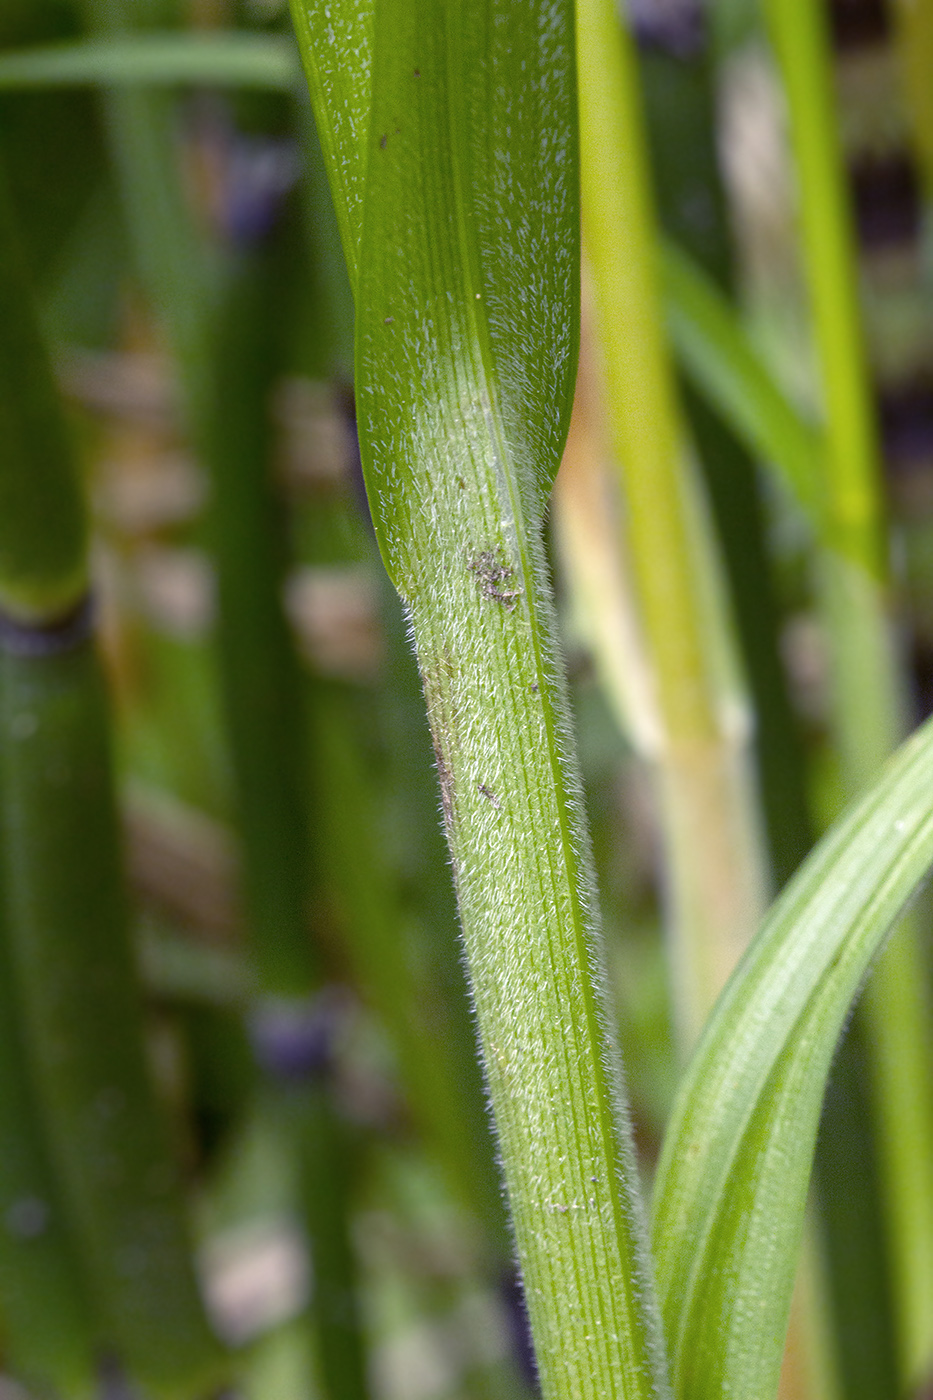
[766,0,933,1381]
[576,0,768,1046]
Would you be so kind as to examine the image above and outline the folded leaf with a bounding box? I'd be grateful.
[653,713,933,1399]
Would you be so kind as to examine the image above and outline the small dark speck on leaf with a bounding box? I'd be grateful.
[468,548,522,610]
[478,783,501,810]
[414,68,420,76]
[379,133,387,149]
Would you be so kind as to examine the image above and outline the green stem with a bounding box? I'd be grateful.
[576,0,768,1044]
[207,230,318,1003]
[766,0,933,1383]
[311,671,510,1258]
[294,0,672,1388]
[406,518,669,1400]
[637,27,813,888]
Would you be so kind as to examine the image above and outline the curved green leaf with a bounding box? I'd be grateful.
[652,713,933,1400]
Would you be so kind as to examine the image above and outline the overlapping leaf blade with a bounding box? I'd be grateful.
[291,0,578,566]
[355,0,578,580]
[653,713,933,1399]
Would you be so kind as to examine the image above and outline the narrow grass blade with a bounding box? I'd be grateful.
[576,0,767,1047]
[207,234,317,1003]
[660,242,825,532]
[207,237,370,1400]
[815,1018,900,1399]
[0,640,223,1396]
[291,0,671,1394]
[652,714,933,1400]
[0,33,299,91]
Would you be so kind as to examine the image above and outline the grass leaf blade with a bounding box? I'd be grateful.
[653,714,933,1400]
[0,34,299,92]
[660,239,825,530]
[289,0,373,288]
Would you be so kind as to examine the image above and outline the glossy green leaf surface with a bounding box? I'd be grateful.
[653,713,933,1400]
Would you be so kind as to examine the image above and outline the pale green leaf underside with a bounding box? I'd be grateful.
[653,713,933,1399]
